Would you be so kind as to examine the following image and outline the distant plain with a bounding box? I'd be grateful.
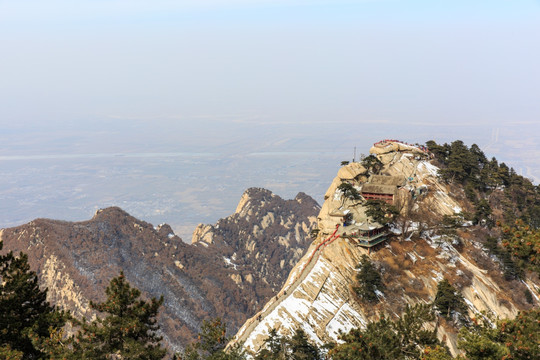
[1,118,537,240]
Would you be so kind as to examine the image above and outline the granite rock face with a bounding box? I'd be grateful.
[192,188,319,295]
[230,142,540,357]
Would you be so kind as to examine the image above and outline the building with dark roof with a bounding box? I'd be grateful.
[361,175,404,205]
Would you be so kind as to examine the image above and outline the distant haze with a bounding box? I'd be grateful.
[1,1,539,239]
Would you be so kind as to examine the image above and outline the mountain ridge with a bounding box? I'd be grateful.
[0,188,319,353]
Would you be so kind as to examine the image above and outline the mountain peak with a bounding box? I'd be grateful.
[294,192,319,209]
[230,140,539,357]
[234,187,275,216]
[92,206,133,221]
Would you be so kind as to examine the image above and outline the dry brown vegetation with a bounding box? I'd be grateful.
[0,188,319,352]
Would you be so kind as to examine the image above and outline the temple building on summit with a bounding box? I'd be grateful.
[361,175,405,205]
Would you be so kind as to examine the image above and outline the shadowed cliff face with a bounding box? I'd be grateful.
[0,188,319,353]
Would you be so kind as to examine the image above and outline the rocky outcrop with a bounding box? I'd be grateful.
[230,143,540,357]
[192,188,320,294]
[370,139,428,156]
[0,189,319,353]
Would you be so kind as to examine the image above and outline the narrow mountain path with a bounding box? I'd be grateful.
[233,226,341,346]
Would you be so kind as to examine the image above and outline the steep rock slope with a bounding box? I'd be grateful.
[0,188,318,353]
[230,142,540,356]
[192,188,319,295]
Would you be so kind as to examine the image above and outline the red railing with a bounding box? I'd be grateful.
[373,139,429,154]
[299,224,341,275]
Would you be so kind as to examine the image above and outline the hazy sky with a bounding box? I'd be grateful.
[1,1,540,235]
[1,0,539,129]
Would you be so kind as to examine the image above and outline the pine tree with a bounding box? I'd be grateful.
[433,279,468,323]
[361,155,383,174]
[0,241,68,359]
[329,304,441,360]
[354,255,384,303]
[498,309,540,360]
[0,344,24,360]
[501,220,540,276]
[74,272,166,359]
[393,304,439,358]
[254,329,284,360]
[458,309,540,360]
[255,328,320,360]
[365,200,399,226]
[473,199,492,226]
[288,329,320,360]
[426,141,450,164]
[181,318,244,360]
[337,182,361,201]
[420,346,453,360]
[458,314,509,360]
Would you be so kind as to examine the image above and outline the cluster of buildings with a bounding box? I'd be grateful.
[340,174,405,248]
[320,140,430,248]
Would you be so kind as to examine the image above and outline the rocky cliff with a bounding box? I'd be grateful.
[230,141,540,356]
[0,188,319,353]
[191,188,319,294]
